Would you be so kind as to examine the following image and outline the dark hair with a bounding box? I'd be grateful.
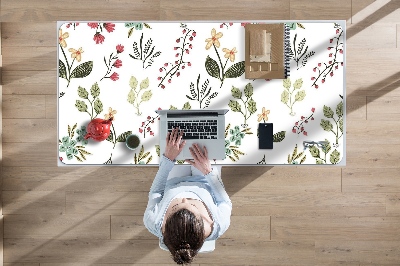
[163,208,206,264]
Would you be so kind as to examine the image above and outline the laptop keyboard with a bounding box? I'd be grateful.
[168,120,218,139]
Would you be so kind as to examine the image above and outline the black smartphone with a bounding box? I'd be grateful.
[258,123,273,149]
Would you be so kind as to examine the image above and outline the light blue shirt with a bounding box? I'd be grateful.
[144,155,232,241]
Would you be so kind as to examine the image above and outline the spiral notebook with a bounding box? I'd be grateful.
[244,23,290,79]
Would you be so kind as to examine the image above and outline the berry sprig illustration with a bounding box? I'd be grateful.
[292,107,315,136]
[157,25,196,89]
[311,23,344,89]
[139,114,160,138]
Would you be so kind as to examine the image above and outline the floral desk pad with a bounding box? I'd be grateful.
[58,21,345,165]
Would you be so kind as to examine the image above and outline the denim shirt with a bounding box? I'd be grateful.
[143,155,232,241]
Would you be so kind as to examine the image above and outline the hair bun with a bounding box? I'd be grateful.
[179,242,191,250]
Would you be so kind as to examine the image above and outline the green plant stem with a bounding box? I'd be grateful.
[111,124,117,149]
[240,98,248,124]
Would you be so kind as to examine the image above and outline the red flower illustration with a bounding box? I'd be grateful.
[113,59,122,68]
[116,44,124,53]
[93,33,105,44]
[88,23,98,29]
[110,72,119,81]
[103,23,115,33]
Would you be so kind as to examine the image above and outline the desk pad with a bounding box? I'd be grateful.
[58,21,345,165]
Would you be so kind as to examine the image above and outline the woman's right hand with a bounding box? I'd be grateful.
[185,144,212,175]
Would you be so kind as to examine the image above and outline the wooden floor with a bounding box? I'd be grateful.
[1,0,400,265]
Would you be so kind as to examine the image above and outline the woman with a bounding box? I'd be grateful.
[144,127,232,264]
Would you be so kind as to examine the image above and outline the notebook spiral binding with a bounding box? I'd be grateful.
[284,24,291,78]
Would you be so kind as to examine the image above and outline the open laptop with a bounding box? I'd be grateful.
[155,109,229,160]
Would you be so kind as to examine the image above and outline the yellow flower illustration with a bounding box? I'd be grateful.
[68,47,84,62]
[205,28,223,50]
[258,107,270,122]
[104,107,117,121]
[59,29,69,48]
[222,47,237,62]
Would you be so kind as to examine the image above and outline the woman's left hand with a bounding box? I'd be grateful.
[164,127,186,161]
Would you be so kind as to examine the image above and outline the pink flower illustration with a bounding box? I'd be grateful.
[113,59,122,68]
[110,72,119,81]
[88,23,98,29]
[103,23,115,33]
[93,33,105,44]
[116,44,124,53]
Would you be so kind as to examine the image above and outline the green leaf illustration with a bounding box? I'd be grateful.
[141,90,152,101]
[283,78,291,90]
[323,105,334,118]
[244,83,254,98]
[224,61,245,78]
[78,86,88,99]
[281,90,289,104]
[140,77,149,90]
[129,76,138,90]
[183,102,191,110]
[330,149,340,164]
[59,60,67,79]
[93,98,103,115]
[336,101,343,117]
[75,100,88,112]
[70,61,93,79]
[106,130,113,142]
[273,131,286,142]
[91,82,100,98]
[247,98,257,115]
[294,90,306,101]
[155,145,160,157]
[321,139,332,154]
[339,118,343,132]
[228,100,241,112]
[320,119,333,131]
[116,131,132,142]
[205,56,220,79]
[287,23,296,30]
[231,86,242,99]
[127,89,136,104]
[169,105,178,110]
[316,159,324,164]
[293,78,303,90]
[309,145,320,158]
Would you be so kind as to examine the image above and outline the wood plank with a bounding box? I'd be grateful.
[1,22,56,46]
[316,240,400,264]
[2,142,56,167]
[386,194,400,216]
[41,264,197,266]
[111,216,155,240]
[346,96,366,120]
[2,191,65,215]
[2,166,155,192]
[290,0,351,20]
[4,214,110,240]
[0,0,160,22]
[272,216,400,240]
[346,48,400,97]
[1,70,56,95]
[351,0,376,24]
[2,119,56,143]
[160,0,290,20]
[367,96,400,120]
[347,23,396,49]
[346,144,400,168]
[231,192,386,217]
[224,166,341,193]
[4,264,39,266]
[397,24,400,48]
[66,191,148,215]
[2,95,46,119]
[343,168,400,193]
[46,95,56,119]
[2,47,56,71]
[346,120,400,145]
[110,215,271,241]
[4,238,315,264]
